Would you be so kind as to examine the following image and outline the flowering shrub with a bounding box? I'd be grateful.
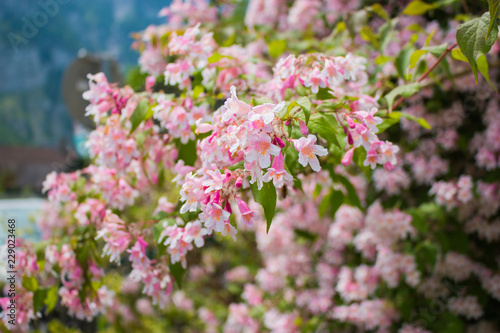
[2,0,500,332]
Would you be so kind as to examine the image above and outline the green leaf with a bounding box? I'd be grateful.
[447,231,470,254]
[176,139,198,166]
[353,148,371,179]
[425,29,436,46]
[487,0,500,39]
[423,43,448,57]
[415,241,438,271]
[395,286,413,321]
[409,50,428,69]
[251,181,277,233]
[78,289,86,306]
[296,97,312,124]
[329,172,362,209]
[477,54,497,90]
[329,190,344,218]
[151,211,171,221]
[384,83,421,111]
[45,286,59,313]
[389,111,431,129]
[315,87,336,100]
[360,26,380,49]
[395,48,414,79]
[451,48,469,62]
[153,221,170,257]
[406,208,428,234]
[294,228,318,242]
[308,113,340,148]
[435,231,451,253]
[169,261,186,289]
[432,312,465,333]
[377,117,399,133]
[129,99,149,134]
[207,52,233,64]
[370,3,389,20]
[22,275,39,292]
[228,161,244,171]
[269,40,287,58]
[403,1,436,15]
[33,288,48,313]
[456,12,498,82]
[193,85,204,99]
[319,192,332,217]
[295,84,308,96]
[375,55,390,65]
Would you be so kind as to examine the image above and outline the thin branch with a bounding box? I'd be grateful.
[391,42,458,110]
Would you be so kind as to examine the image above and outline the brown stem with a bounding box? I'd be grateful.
[461,0,470,15]
[391,42,458,111]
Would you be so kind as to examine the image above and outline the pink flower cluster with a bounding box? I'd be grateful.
[429,175,473,210]
[0,242,39,330]
[221,171,419,331]
[245,0,360,35]
[158,221,208,267]
[158,0,217,29]
[268,53,400,171]
[127,238,174,309]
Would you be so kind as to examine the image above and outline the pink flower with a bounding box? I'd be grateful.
[249,101,285,125]
[202,169,225,193]
[298,119,309,136]
[304,67,327,94]
[222,86,252,121]
[221,221,238,241]
[246,132,281,168]
[184,221,209,247]
[274,54,296,80]
[199,203,230,232]
[292,134,328,171]
[322,59,344,85]
[364,147,379,169]
[128,237,150,268]
[242,284,263,306]
[145,75,156,91]
[262,152,293,188]
[236,196,259,226]
[353,108,383,133]
[95,212,131,265]
[154,197,176,215]
[341,147,355,166]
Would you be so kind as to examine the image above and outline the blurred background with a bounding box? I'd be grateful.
[0,0,169,239]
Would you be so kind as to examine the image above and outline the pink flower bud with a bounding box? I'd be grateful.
[223,171,232,183]
[211,191,220,204]
[355,123,368,134]
[299,120,309,136]
[236,196,251,215]
[346,116,356,129]
[341,147,355,166]
[271,151,286,172]
[207,131,218,143]
[145,76,156,91]
[273,136,286,148]
[196,123,214,134]
[347,131,354,145]
[224,201,232,214]
[383,161,395,171]
[235,177,243,188]
[285,119,292,126]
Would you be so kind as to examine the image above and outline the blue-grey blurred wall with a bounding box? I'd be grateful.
[0,0,169,148]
